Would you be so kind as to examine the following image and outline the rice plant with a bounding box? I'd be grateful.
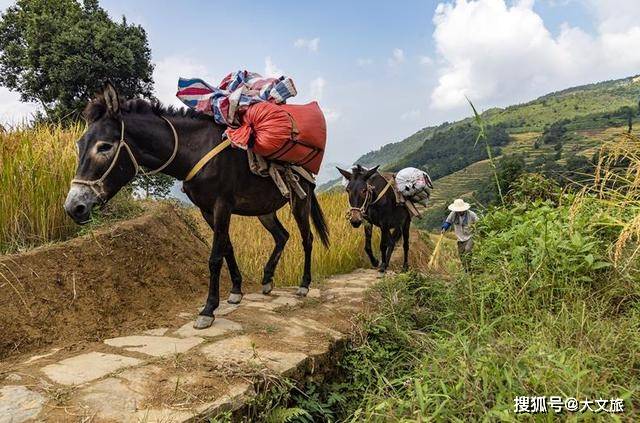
[0,124,82,252]
[198,190,382,287]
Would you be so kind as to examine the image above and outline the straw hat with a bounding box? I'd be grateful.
[448,198,470,212]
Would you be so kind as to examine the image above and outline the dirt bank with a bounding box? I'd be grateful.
[0,205,223,360]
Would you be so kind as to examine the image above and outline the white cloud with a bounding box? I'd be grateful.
[430,0,640,110]
[323,107,341,123]
[264,56,285,78]
[587,0,640,33]
[388,48,405,66]
[153,56,217,107]
[400,109,421,120]
[357,58,374,66]
[309,77,326,101]
[0,87,39,126]
[419,56,433,66]
[293,37,320,52]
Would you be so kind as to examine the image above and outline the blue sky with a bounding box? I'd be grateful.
[2,0,640,180]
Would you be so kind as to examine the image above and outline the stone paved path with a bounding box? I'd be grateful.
[0,269,383,422]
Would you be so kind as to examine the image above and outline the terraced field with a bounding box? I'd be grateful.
[420,127,612,227]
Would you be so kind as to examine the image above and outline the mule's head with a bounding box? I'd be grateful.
[64,82,137,224]
[337,165,379,228]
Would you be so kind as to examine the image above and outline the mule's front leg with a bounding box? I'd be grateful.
[378,228,390,273]
[225,244,243,304]
[195,206,232,329]
[364,223,379,267]
[202,210,243,305]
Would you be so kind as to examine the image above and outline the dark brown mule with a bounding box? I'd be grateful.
[64,83,329,329]
[337,165,410,272]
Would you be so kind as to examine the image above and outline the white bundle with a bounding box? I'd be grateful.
[395,167,433,198]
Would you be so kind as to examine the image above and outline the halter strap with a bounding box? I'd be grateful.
[371,178,393,206]
[347,176,393,217]
[71,116,179,200]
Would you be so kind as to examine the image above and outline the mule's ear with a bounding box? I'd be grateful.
[102,81,120,117]
[337,167,352,180]
[364,165,380,180]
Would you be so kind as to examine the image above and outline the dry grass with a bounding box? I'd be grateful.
[0,124,83,253]
[193,191,381,287]
[574,131,640,265]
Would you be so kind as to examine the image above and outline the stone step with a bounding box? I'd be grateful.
[0,268,383,422]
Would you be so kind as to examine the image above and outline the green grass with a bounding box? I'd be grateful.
[280,196,639,421]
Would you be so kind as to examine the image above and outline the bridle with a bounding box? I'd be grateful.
[348,183,374,217]
[71,116,179,201]
[346,178,393,219]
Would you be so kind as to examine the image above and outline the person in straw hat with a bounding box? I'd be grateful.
[441,199,478,271]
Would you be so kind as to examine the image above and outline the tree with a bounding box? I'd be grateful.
[132,174,175,200]
[0,0,153,122]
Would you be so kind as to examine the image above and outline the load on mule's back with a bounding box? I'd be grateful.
[64,71,330,330]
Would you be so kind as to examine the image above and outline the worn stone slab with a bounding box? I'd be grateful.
[307,288,321,298]
[272,296,301,307]
[41,352,142,385]
[196,382,255,420]
[270,289,296,297]
[215,302,240,316]
[244,301,280,311]
[289,317,344,341]
[142,327,168,336]
[22,347,61,365]
[174,318,242,338]
[134,407,201,422]
[104,335,203,357]
[243,293,271,301]
[199,335,308,375]
[79,377,144,421]
[325,286,367,296]
[4,374,22,382]
[0,385,46,423]
[268,288,320,298]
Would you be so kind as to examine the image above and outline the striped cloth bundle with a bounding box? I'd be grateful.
[176,71,297,127]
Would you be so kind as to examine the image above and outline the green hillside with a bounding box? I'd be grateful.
[369,74,640,169]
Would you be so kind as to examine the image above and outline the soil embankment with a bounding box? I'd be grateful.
[0,205,219,360]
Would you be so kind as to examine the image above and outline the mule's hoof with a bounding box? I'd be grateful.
[262,283,273,295]
[377,267,387,274]
[371,260,380,268]
[295,287,309,297]
[227,293,243,304]
[193,315,215,329]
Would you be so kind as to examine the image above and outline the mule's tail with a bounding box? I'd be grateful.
[310,190,330,247]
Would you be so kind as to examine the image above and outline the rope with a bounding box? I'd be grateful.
[71,116,179,200]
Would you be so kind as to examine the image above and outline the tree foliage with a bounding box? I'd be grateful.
[391,123,510,179]
[132,173,174,200]
[0,0,153,122]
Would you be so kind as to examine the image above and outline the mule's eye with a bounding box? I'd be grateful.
[96,142,113,153]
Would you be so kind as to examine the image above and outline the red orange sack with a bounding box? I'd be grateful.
[225,101,326,174]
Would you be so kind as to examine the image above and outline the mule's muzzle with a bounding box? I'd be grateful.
[349,210,364,228]
[64,184,98,225]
